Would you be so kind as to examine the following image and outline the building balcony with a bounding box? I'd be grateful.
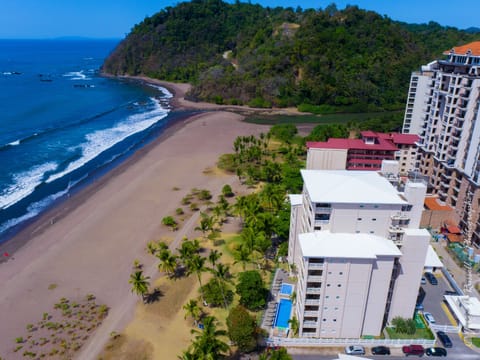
[314,220,329,227]
[315,207,332,213]
[302,321,319,328]
[308,263,324,269]
[441,172,452,180]
[306,287,322,294]
[304,311,319,317]
[305,299,321,306]
[388,226,405,234]
[391,213,410,220]
[307,275,323,283]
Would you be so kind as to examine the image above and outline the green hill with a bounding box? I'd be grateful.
[102,0,477,110]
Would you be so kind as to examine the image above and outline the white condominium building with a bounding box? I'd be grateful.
[288,170,430,338]
[402,41,480,244]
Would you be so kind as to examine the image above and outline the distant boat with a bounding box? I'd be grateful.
[73,84,95,88]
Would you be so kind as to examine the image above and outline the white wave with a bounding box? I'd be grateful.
[145,84,173,99]
[63,71,91,81]
[0,188,68,234]
[0,162,58,210]
[8,140,20,146]
[2,71,12,75]
[46,98,169,183]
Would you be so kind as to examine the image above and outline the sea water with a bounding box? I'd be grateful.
[0,39,173,241]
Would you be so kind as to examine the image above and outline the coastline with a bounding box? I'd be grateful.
[0,76,270,359]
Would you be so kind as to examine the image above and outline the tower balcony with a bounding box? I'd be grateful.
[305,299,321,306]
[306,287,322,294]
[308,262,324,269]
[302,320,318,328]
[307,275,323,282]
[304,311,319,317]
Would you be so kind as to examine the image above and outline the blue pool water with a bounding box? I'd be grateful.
[274,298,292,328]
[280,283,293,296]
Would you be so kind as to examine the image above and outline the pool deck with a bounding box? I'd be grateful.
[261,268,294,336]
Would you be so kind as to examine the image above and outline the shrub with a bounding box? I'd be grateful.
[202,278,233,307]
[236,271,268,310]
[176,208,184,215]
[162,216,177,229]
[222,184,234,197]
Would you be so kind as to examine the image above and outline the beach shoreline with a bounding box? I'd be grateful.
[0,76,269,359]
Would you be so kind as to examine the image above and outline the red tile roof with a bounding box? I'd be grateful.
[424,197,453,211]
[446,224,461,234]
[390,133,420,145]
[307,138,398,151]
[360,130,377,137]
[447,233,462,243]
[443,41,480,56]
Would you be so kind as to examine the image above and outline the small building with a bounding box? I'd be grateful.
[421,196,456,229]
[306,131,419,174]
[444,295,480,331]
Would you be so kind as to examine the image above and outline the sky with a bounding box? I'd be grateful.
[0,0,479,39]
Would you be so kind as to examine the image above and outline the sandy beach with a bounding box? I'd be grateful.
[0,80,268,359]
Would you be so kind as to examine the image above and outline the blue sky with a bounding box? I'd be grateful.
[1,0,479,39]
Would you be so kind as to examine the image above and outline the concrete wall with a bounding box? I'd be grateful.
[306,148,348,170]
[388,228,430,321]
[362,256,396,335]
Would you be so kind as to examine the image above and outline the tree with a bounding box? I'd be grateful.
[236,270,268,310]
[202,278,233,308]
[128,271,150,302]
[214,262,232,309]
[185,255,207,302]
[195,212,215,240]
[183,299,201,325]
[288,316,299,337]
[189,316,229,359]
[234,244,251,270]
[226,305,257,353]
[158,251,177,277]
[391,316,416,335]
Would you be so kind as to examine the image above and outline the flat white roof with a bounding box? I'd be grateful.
[444,295,480,329]
[425,245,444,268]
[299,231,402,259]
[288,194,303,206]
[301,170,406,205]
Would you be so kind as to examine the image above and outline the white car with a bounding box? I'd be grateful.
[424,312,436,324]
[345,345,365,355]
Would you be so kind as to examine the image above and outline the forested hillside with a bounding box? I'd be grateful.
[103,0,477,110]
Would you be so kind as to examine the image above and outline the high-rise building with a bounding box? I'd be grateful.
[402,41,480,244]
[287,170,431,338]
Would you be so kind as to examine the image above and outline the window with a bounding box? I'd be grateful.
[339,272,343,275]
[337,284,342,287]
[336,296,340,299]
[372,218,377,221]
[357,218,362,221]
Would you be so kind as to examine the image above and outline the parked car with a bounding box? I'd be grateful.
[371,346,390,355]
[425,347,447,357]
[402,344,425,356]
[425,272,438,285]
[415,303,424,311]
[345,345,365,355]
[436,331,452,348]
[424,312,436,324]
[444,290,457,295]
[421,276,427,285]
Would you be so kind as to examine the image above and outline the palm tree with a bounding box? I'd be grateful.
[214,263,231,309]
[208,250,221,269]
[183,299,201,325]
[185,254,207,302]
[288,316,299,337]
[233,244,251,270]
[195,212,212,240]
[178,238,201,264]
[128,270,150,303]
[158,252,177,277]
[146,241,158,255]
[190,316,229,359]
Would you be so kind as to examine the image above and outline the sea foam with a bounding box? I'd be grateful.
[0,162,58,210]
[46,98,169,183]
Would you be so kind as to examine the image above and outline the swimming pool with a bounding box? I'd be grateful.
[274,298,292,328]
[280,283,293,296]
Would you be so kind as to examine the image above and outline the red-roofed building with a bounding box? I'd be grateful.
[306,131,419,173]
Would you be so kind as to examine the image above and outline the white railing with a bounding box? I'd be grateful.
[308,263,324,269]
[307,275,323,282]
[429,324,461,333]
[267,337,436,347]
[306,288,321,294]
[305,299,321,306]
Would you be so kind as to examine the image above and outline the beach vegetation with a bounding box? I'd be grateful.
[176,207,184,215]
[128,270,151,302]
[259,347,292,359]
[161,216,178,230]
[185,316,229,359]
[15,336,24,343]
[202,278,233,308]
[181,195,192,205]
[198,189,212,201]
[183,299,202,326]
[226,305,258,353]
[221,184,234,198]
[189,202,199,211]
[236,270,268,311]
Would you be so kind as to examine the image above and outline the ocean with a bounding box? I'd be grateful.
[0,39,174,242]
